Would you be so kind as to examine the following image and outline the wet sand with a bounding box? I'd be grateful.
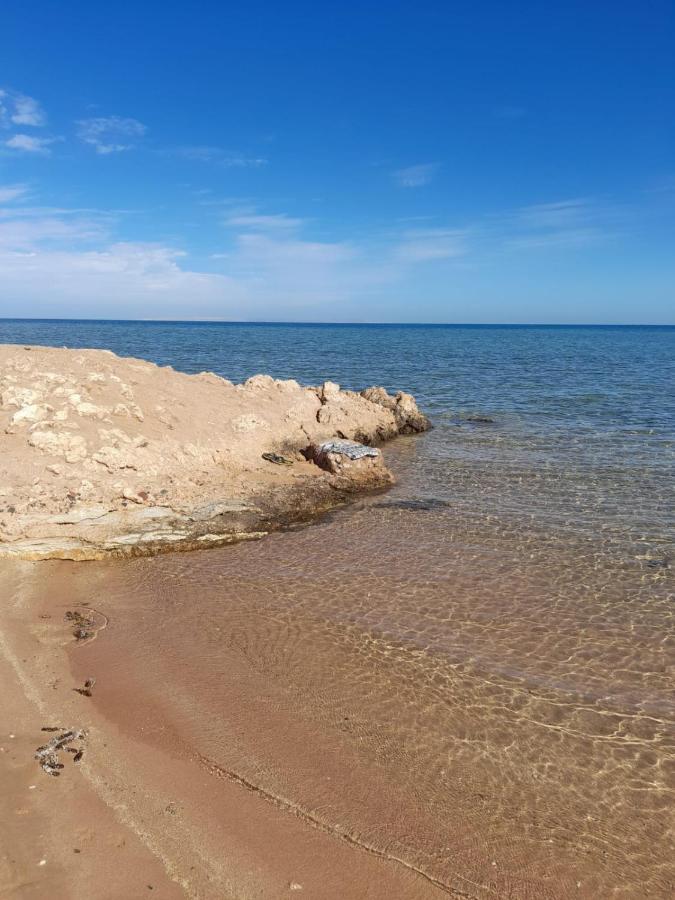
[1,434,673,899]
[0,561,444,898]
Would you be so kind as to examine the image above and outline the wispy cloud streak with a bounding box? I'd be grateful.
[393,163,439,188]
[77,116,147,154]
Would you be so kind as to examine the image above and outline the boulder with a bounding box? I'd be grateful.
[308,439,393,488]
[360,387,430,434]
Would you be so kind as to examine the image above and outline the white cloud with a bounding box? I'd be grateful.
[4,134,58,155]
[0,183,29,203]
[515,199,592,230]
[0,89,46,128]
[0,242,243,318]
[224,213,304,230]
[11,93,46,126]
[77,116,147,154]
[0,186,623,320]
[0,195,396,317]
[393,163,439,188]
[221,231,400,309]
[0,205,99,220]
[504,228,605,250]
[0,215,107,251]
[170,146,268,167]
[0,193,113,250]
[495,198,612,250]
[396,228,468,262]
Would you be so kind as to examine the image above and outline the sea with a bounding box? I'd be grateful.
[2,320,674,897]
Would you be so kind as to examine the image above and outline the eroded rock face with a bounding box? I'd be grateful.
[360,386,431,434]
[0,345,430,559]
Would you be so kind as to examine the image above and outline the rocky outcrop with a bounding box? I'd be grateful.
[0,345,430,560]
[359,386,431,434]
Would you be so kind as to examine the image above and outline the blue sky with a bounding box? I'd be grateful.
[1,0,673,323]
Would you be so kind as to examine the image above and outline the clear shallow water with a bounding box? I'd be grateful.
[5,320,675,897]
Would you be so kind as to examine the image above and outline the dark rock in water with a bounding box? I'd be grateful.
[262,451,293,466]
[447,414,496,427]
[645,558,670,569]
[373,498,451,512]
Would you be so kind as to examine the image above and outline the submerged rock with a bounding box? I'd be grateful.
[465,415,495,424]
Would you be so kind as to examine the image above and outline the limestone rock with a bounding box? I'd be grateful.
[28,430,88,463]
[360,386,431,434]
[11,403,51,425]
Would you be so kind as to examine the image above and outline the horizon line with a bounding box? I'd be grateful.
[0,317,673,328]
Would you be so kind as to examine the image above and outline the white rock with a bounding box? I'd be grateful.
[1,387,40,408]
[91,446,133,470]
[320,381,341,399]
[74,401,108,419]
[11,404,50,425]
[28,431,88,463]
[242,374,276,391]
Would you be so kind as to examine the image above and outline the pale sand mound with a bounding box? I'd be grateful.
[0,344,429,559]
